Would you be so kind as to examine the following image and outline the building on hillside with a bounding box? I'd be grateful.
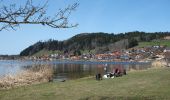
[164,47,170,61]
[164,36,170,40]
[164,47,170,53]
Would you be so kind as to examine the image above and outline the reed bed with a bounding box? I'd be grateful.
[151,60,166,69]
[0,65,53,89]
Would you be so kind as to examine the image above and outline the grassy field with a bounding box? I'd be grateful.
[138,40,170,47]
[0,68,170,100]
[33,49,63,57]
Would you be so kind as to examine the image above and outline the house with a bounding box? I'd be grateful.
[120,54,129,60]
[164,47,170,52]
[164,36,170,40]
[164,47,170,63]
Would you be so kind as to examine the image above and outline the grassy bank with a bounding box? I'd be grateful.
[0,67,170,100]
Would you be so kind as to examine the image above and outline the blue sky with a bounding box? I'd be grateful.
[0,0,170,55]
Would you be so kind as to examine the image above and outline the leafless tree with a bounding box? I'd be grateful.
[0,0,78,31]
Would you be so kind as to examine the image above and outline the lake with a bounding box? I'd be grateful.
[0,60,151,81]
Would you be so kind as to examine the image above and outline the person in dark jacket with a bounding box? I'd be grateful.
[96,73,102,80]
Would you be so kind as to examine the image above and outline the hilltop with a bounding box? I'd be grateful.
[20,31,169,56]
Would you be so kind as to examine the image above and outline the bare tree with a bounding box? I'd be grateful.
[0,0,78,31]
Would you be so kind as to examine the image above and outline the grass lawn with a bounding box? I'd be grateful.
[138,40,170,47]
[0,68,170,100]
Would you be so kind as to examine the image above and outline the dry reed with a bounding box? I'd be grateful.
[0,65,53,89]
[151,60,166,69]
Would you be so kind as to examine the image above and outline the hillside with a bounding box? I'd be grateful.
[20,31,169,56]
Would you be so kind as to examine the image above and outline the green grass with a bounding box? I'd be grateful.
[0,68,170,100]
[138,40,170,47]
[80,49,96,54]
[33,49,63,57]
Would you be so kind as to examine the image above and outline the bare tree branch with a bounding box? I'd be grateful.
[0,0,78,31]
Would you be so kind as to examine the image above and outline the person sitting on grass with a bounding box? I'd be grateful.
[113,66,126,77]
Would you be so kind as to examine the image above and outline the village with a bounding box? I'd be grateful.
[25,45,170,65]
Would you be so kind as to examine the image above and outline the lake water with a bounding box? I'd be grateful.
[0,60,151,81]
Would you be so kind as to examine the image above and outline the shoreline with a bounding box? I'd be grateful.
[0,58,168,90]
[0,67,170,100]
[0,58,152,64]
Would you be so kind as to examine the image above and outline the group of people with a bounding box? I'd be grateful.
[96,65,126,80]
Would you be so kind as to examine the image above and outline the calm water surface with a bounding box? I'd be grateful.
[0,60,151,81]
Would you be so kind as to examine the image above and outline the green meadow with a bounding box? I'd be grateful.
[138,40,170,47]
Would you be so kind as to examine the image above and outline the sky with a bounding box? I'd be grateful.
[0,0,170,55]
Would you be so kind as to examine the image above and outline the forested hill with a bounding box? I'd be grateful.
[20,31,169,56]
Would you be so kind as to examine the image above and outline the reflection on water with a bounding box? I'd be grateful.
[0,60,151,80]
